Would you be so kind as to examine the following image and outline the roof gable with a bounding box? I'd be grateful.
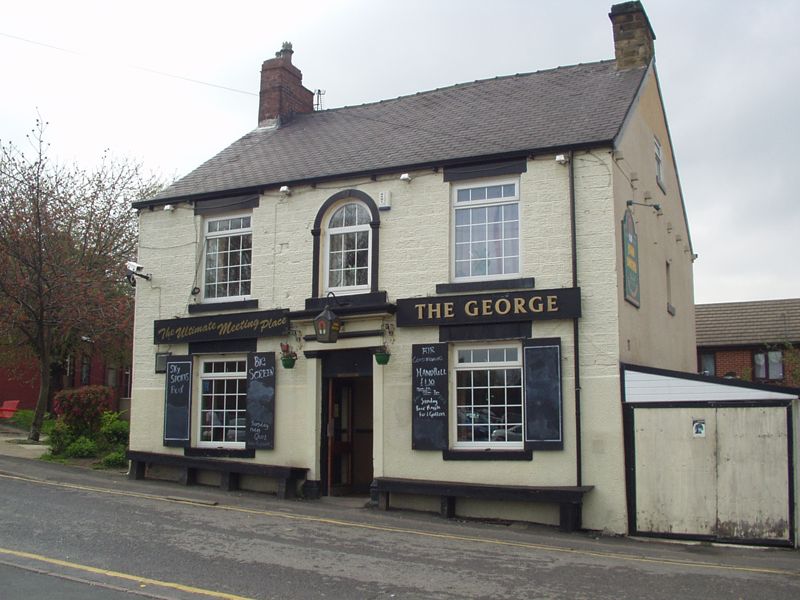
[145,60,647,204]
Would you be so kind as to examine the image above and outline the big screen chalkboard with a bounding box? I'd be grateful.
[523,340,562,449]
[245,352,276,450]
[411,343,448,450]
[163,356,192,447]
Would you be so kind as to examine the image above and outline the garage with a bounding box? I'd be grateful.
[622,364,798,547]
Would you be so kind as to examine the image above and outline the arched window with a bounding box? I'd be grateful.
[311,189,380,298]
[325,202,371,293]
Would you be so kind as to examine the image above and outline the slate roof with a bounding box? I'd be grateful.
[142,60,647,205]
[696,299,800,346]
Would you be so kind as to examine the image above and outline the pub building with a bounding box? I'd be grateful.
[127,4,703,537]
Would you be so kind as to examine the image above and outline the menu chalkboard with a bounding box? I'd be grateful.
[163,356,192,447]
[523,341,562,449]
[245,352,276,449]
[412,343,448,450]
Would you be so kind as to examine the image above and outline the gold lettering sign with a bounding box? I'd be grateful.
[154,310,289,344]
[396,288,580,327]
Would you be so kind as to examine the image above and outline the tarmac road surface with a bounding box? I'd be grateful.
[0,432,799,599]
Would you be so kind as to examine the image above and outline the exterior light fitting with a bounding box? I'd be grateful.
[626,200,661,213]
[314,305,342,343]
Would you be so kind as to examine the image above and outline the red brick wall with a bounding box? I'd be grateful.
[0,363,39,410]
[714,349,753,379]
[699,345,799,387]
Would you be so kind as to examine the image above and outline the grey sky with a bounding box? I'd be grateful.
[2,0,798,304]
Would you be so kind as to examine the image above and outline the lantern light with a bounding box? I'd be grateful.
[313,305,342,343]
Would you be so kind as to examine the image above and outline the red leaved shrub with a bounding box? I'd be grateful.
[52,385,114,437]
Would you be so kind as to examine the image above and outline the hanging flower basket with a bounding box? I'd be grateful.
[280,342,297,369]
[374,350,391,365]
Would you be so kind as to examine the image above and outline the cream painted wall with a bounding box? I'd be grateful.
[130,150,641,533]
[613,66,696,372]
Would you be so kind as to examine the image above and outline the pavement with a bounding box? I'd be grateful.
[0,422,49,460]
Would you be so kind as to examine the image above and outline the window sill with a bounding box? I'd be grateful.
[188,299,259,314]
[436,278,535,294]
[443,448,533,461]
[185,447,255,458]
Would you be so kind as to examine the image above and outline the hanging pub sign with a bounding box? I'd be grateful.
[154,309,289,345]
[622,209,640,307]
[396,287,580,327]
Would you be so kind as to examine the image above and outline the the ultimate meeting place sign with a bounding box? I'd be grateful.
[396,288,581,327]
[154,310,289,344]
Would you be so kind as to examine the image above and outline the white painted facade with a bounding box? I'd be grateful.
[129,67,699,535]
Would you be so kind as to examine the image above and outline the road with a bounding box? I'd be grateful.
[0,454,798,599]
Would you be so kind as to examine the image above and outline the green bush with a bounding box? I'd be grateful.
[52,386,113,438]
[99,449,128,468]
[48,420,75,456]
[98,412,129,451]
[64,436,98,458]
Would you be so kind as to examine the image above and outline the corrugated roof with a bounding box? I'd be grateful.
[143,60,646,205]
[696,299,800,347]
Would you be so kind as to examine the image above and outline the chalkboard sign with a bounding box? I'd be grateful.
[163,356,192,447]
[411,343,449,450]
[245,352,276,450]
[523,340,562,449]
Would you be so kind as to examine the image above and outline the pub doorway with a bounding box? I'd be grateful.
[319,350,374,497]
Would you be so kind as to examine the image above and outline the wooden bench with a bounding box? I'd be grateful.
[0,400,20,419]
[373,477,594,532]
[127,450,308,499]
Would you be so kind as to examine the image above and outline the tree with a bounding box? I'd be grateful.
[0,120,162,441]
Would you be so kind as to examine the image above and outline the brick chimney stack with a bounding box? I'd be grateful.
[258,42,315,127]
[609,2,656,70]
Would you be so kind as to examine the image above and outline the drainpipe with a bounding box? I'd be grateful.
[568,150,583,487]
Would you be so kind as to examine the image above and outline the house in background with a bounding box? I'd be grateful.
[0,354,132,414]
[696,298,800,386]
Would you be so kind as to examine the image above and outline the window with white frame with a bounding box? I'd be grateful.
[325,202,371,293]
[754,350,783,381]
[203,214,252,301]
[654,136,665,192]
[453,179,520,280]
[198,358,247,446]
[455,345,523,448]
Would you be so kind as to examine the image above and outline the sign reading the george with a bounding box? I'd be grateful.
[396,288,580,327]
[154,310,289,345]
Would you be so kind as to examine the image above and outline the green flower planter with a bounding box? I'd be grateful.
[374,352,391,365]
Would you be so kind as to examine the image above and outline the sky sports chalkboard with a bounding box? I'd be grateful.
[523,341,563,449]
[412,343,449,450]
[163,356,192,447]
[246,352,276,449]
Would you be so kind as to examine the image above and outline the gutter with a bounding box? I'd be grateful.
[132,141,618,210]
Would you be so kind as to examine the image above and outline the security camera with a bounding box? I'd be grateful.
[125,261,151,287]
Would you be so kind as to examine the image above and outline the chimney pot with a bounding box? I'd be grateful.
[609,2,656,70]
[258,42,314,127]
